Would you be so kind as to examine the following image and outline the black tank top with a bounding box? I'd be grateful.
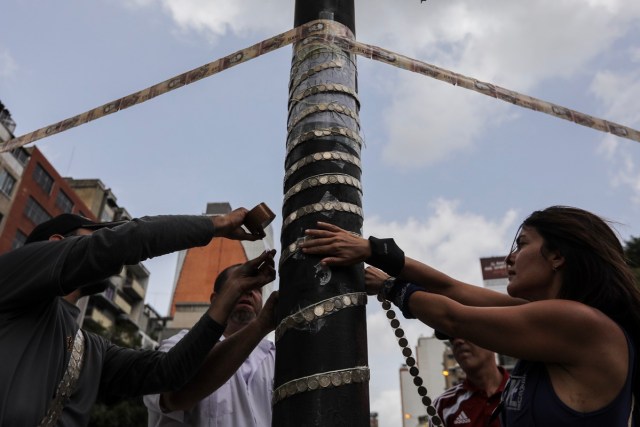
[501,331,635,426]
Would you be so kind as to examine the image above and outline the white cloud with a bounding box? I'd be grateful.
[0,48,18,79]
[359,0,640,168]
[360,0,637,85]
[115,0,640,168]
[364,199,518,283]
[158,0,290,42]
[370,388,402,427]
[380,74,502,167]
[590,62,640,204]
[118,0,155,8]
[590,70,640,127]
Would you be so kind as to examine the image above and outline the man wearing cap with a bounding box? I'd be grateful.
[0,210,276,427]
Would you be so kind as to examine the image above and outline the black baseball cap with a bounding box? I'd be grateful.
[25,213,127,244]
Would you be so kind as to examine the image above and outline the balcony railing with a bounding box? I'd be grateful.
[0,115,16,134]
[113,293,132,314]
[89,308,114,328]
[123,277,145,301]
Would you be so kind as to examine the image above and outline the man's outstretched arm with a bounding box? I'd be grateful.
[161,291,278,411]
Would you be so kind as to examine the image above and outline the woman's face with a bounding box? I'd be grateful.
[505,226,561,300]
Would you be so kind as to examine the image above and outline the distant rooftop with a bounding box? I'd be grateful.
[206,202,232,215]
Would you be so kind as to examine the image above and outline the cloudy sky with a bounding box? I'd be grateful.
[2,0,640,425]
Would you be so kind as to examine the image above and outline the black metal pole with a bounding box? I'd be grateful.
[294,1,355,34]
[272,1,369,426]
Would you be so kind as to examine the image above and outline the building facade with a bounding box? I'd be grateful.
[0,101,33,237]
[0,147,29,236]
[399,336,449,427]
[0,147,97,253]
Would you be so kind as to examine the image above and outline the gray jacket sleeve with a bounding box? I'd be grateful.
[59,215,215,294]
[96,313,226,400]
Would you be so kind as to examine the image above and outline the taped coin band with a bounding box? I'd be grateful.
[282,201,363,230]
[286,126,363,156]
[273,366,370,405]
[289,60,345,95]
[276,292,367,341]
[290,83,360,109]
[278,237,308,267]
[288,103,359,132]
[283,173,362,204]
[290,42,354,76]
[284,151,361,183]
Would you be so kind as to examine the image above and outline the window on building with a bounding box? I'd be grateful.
[24,197,52,225]
[104,286,115,301]
[0,169,16,196]
[100,209,115,223]
[55,190,74,213]
[11,230,27,250]
[33,164,54,194]
[11,148,29,165]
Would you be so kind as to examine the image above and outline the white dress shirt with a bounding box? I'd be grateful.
[145,330,275,427]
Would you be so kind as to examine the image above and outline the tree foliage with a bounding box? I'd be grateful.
[624,236,640,286]
[624,236,640,267]
[88,396,148,427]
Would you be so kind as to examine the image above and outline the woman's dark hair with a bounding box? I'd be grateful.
[521,206,640,405]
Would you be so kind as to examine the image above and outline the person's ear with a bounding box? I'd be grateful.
[548,250,565,271]
[48,234,65,241]
[210,292,216,304]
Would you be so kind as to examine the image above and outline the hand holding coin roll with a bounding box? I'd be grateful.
[243,203,276,238]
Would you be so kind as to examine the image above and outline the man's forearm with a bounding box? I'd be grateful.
[161,320,270,411]
[400,258,526,307]
[101,313,226,398]
[61,215,215,293]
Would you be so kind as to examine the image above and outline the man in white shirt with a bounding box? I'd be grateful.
[145,264,277,427]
